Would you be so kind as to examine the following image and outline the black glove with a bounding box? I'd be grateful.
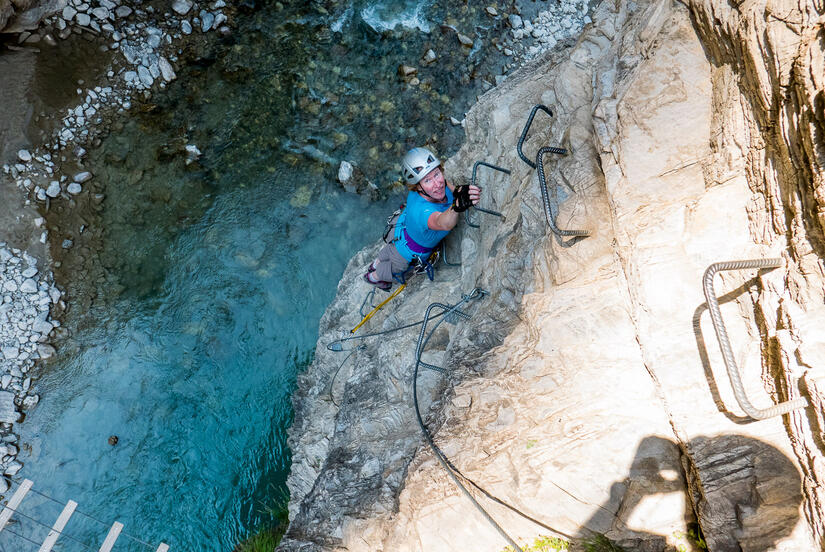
[451,185,473,213]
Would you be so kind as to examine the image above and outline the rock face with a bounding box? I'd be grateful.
[0,0,64,33]
[281,0,825,550]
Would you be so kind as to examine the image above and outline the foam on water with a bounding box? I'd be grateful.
[360,0,432,33]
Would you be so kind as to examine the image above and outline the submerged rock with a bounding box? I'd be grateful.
[0,392,17,424]
[172,0,193,15]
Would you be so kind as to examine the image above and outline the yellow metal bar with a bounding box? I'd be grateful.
[350,283,406,333]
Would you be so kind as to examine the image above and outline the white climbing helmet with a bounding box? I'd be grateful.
[401,147,441,186]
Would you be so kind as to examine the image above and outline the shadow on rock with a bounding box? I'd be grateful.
[579,434,803,552]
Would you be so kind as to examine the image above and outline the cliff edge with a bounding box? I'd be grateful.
[280,0,825,550]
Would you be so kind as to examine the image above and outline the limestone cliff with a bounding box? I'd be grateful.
[280,0,825,550]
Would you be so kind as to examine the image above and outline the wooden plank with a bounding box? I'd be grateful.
[0,478,32,532]
[38,499,77,552]
[156,544,169,552]
[98,521,123,552]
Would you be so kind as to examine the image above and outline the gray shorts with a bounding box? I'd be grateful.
[374,242,410,283]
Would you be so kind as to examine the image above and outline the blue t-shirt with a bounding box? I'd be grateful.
[394,188,454,262]
[405,188,454,247]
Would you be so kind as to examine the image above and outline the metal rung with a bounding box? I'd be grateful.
[39,500,77,552]
[517,104,560,169]
[466,160,508,228]
[703,258,808,420]
[0,478,32,532]
[98,521,123,552]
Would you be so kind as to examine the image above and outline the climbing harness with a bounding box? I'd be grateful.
[350,250,441,334]
[702,258,808,420]
[382,206,404,244]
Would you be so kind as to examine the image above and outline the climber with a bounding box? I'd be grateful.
[364,147,481,291]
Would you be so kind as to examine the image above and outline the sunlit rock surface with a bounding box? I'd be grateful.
[282,0,825,550]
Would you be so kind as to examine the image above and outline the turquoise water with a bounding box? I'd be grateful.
[17,181,386,551]
[9,1,514,550]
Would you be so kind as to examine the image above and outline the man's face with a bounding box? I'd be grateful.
[419,167,446,201]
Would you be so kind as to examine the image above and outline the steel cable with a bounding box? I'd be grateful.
[412,289,575,550]
[6,478,157,550]
[0,502,97,552]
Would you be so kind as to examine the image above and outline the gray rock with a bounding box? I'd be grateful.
[2,281,17,293]
[172,0,193,15]
[21,267,37,278]
[456,33,473,47]
[115,5,132,17]
[1,346,19,360]
[91,7,109,19]
[124,70,137,83]
[138,65,154,87]
[75,12,91,26]
[1,376,10,390]
[74,171,92,182]
[37,344,55,359]
[20,279,37,293]
[360,458,381,479]
[46,181,60,198]
[0,392,17,424]
[337,161,353,188]
[17,149,32,162]
[62,5,77,20]
[22,395,39,409]
[67,182,82,194]
[4,462,22,476]
[185,144,202,160]
[485,6,498,17]
[147,32,161,48]
[61,239,73,249]
[201,11,215,31]
[33,320,53,334]
[422,49,436,64]
[508,14,523,28]
[158,57,176,82]
[181,20,192,34]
